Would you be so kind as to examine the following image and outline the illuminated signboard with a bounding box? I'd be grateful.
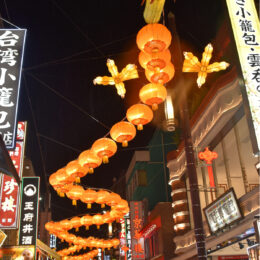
[226,0,260,155]
[130,201,145,259]
[19,177,40,246]
[0,122,26,229]
[204,188,243,234]
[0,246,35,259]
[49,234,56,249]
[120,217,127,256]
[0,29,26,149]
[125,212,132,260]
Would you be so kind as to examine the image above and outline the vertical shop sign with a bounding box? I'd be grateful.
[226,0,260,155]
[49,234,56,249]
[19,177,40,246]
[120,217,127,256]
[125,213,132,260]
[0,122,26,229]
[0,29,26,149]
[130,201,145,259]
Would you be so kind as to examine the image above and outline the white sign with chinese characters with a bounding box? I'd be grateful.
[0,29,26,149]
[226,0,260,155]
[19,177,40,246]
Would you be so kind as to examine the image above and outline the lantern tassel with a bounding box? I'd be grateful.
[103,156,109,164]
[207,165,215,188]
[89,167,94,174]
[72,200,77,206]
[87,203,92,209]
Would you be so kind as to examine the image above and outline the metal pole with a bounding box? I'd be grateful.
[167,12,207,259]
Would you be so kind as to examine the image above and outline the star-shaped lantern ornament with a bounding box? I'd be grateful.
[93,59,139,98]
[182,43,229,87]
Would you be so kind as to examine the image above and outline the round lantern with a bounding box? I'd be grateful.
[111,238,120,248]
[78,150,102,174]
[81,215,93,230]
[139,49,171,71]
[92,214,103,229]
[80,189,97,209]
[139,83,167,110]
[66,185,84,206]
[65,160,88,183]
[60,219,73,231]
[107,192,121,207]
[70,216,81,232]
[91,138,117,164]
[136,23,172,54]
[145,62,175,84]
[95,190,110,208]
[126,104,153,130]
[110,122,136,147]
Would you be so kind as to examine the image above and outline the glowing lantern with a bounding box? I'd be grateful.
[145,62,175,84]
[60,219,73,231]
[80,189,97,209]
[136,23,171,54]
[139,83,167,110]
[102,212,113,223]
[65,160,88,183]
[93,214,103,229]
[49,172,61,195]
[110,122,136,147]
[66,185,84,206]
[70,217,81,232]
[58,183,74,198]
[81,215,93,230]
[78,150,102,174]
[107,192,121,207]
[91,138,117,164]
[139,49,171,71]
[143,0,166,24]
[104,240,113,250]
[126,104,153,130]
[96,190,111,208]
[111,238,120,248]
[182,43,229,87]
[93,59,139,98]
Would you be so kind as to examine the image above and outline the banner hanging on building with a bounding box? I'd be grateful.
[0,122,26,229]
[19,177,40,246]
[0,29,26,149]
[130,201,145,259]
[226,0,260,155]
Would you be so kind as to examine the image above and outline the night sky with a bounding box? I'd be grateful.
[0,0,228,220]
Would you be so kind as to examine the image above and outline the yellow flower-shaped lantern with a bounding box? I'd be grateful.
[93,59,139,98]
[182,43,229,87]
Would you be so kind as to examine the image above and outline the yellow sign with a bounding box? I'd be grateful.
[0,229,7,247]
[0,246,35,259]
[226,0,260,155]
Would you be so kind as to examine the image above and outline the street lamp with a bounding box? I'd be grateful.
[164,94,176,132]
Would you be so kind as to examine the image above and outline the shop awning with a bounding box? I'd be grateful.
[139,216,161,239]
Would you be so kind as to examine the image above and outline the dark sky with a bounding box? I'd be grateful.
[0,0,228,219]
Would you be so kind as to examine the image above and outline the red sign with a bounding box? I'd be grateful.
[0,122,25,229]
[140,216,161,239]
[130,201,145,259]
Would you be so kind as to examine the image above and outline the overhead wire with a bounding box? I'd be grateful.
[0,16,21,29]
[25,72,111,130]
[51,0,105,57]
[23,33,137,71]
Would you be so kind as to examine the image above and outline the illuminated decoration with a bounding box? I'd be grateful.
[198,147,218,188]
[139,83,167,110]
[145,62,175,84]
[164,95,175,131]
[19,177,40,247]
[65,160,88,184]
[95,190,110,208]
[126,104,153,130]
[80,189,97,209]
[139,49,171,71]
[0,230,7,247]
[91,137,117,164]
[136,23,171,54]
[182,43,229,87]
[110,121,136,147]
[78,149,102,174]
[93,59,139,98]
[204,188,243,233]
[143,0,165,24]
[0,122,26,229]
[65,185,84,206]
[226,0,260,155]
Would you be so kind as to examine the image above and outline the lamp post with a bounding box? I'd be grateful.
[167,12,207,259]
